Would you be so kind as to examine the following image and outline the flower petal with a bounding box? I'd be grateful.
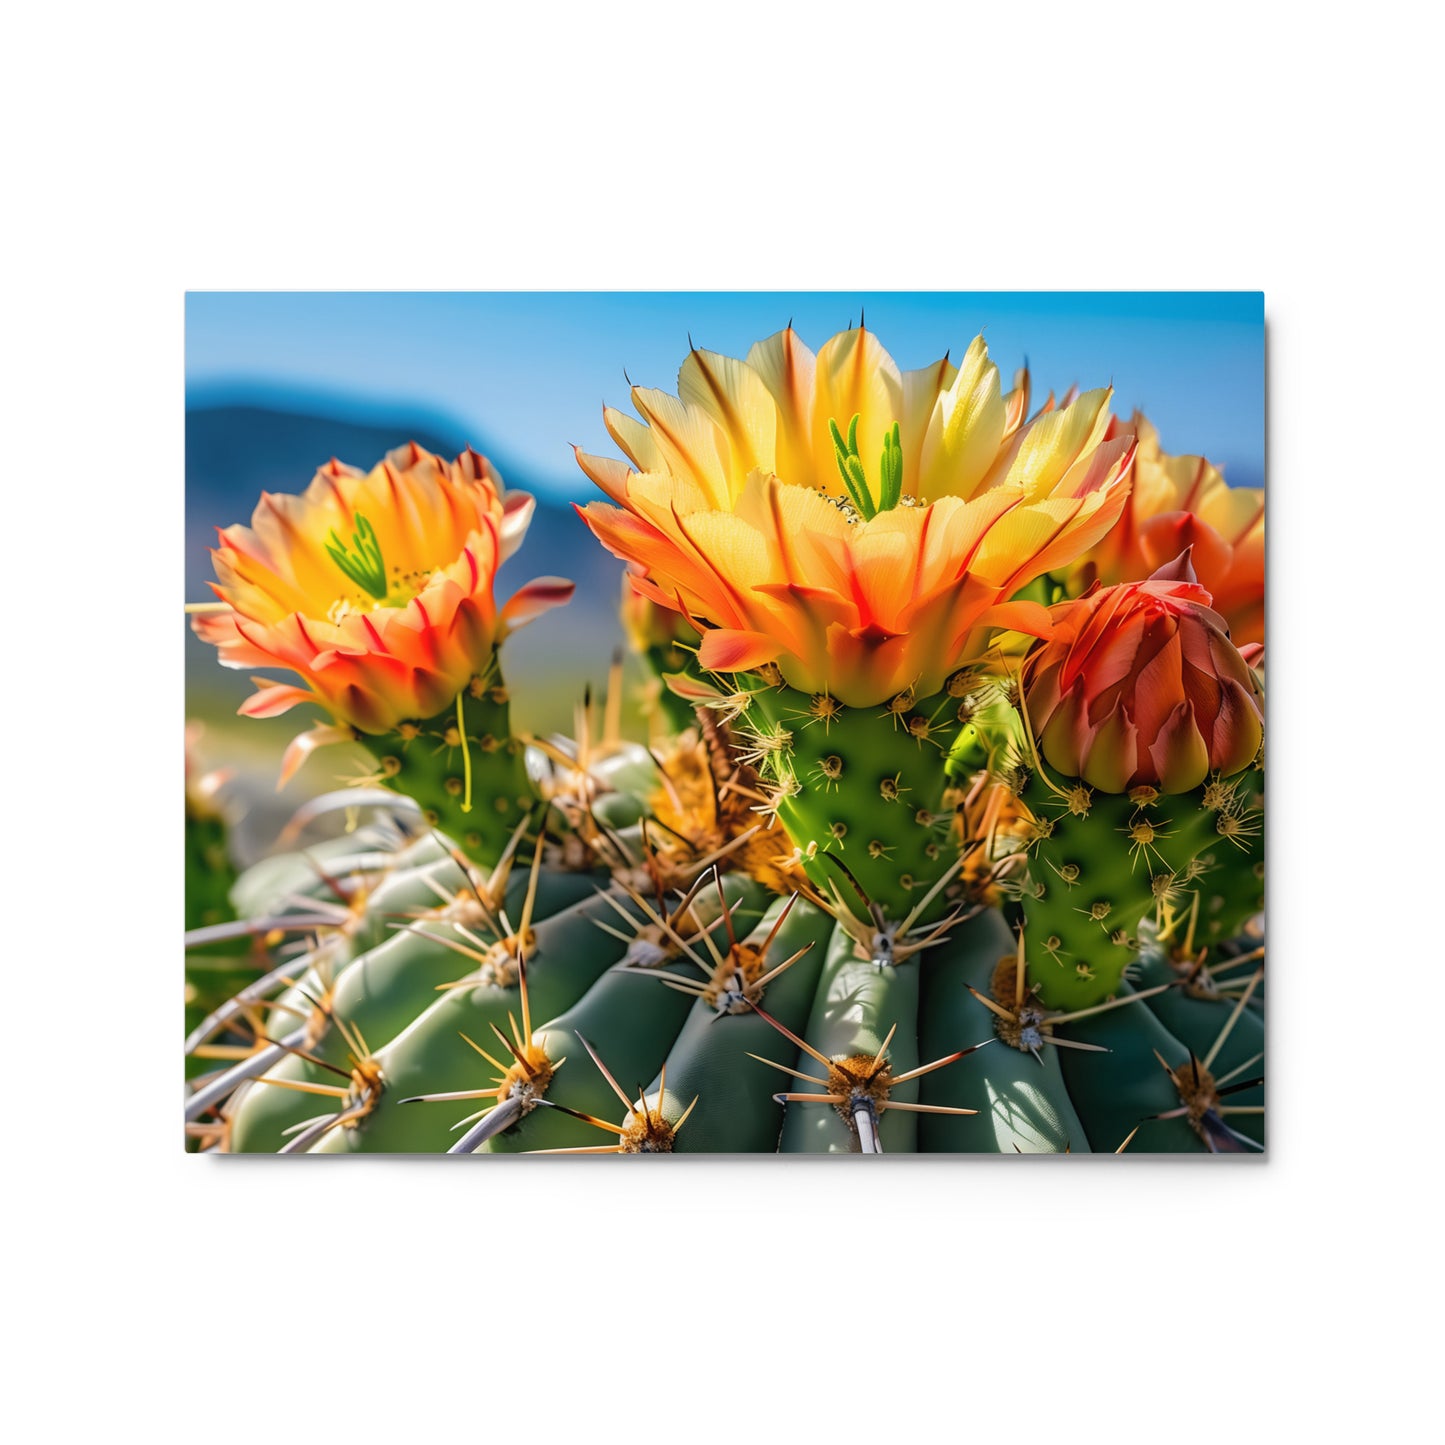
[500,576,576,633]
[278,723,353,789]
[698,628,782,674]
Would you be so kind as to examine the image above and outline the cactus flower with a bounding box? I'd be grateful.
[577,325,1136,707]
[1068,414,1264,646]
[1022,553,1263,793]
[193,443,573,734]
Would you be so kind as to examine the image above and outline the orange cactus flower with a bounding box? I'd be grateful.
[1068,414,1264,647]
[576,326,1136,707]
[193,442,573,735]
[1022,553,1263,794]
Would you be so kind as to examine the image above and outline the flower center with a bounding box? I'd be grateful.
[326,511,389,600]
[325,510,435,617]
[828,413,905,520]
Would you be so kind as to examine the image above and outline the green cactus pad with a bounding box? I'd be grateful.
[746,681,975,923]
[1189,768,1265,947]
[345,651,536,867]
[1013,773,1226,1012]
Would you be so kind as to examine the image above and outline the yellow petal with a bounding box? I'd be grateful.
[604,407,665,473]
[214,539,312,620]
[811,327,903,500]
[898,353,956,498]
[916,335,1005,503]
[973,490,1125,593]
[1000,386,1115,498]
[621,467,716,533]
[245,487,349,601]
[677,346,778,482]
[1001,365,1032,438]
[665,509,775,630]
[630,386,733,508]
[731,469,846,587]
[573,447,634,504]
[746,327,817,489]
[1132,411,1162,459]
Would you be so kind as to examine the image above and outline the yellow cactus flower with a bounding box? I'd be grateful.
[1067,414,1264,647]
[194,442,573,735]
[576,326,1136,707]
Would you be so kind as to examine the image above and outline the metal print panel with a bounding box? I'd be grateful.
[184,293,1264,1155]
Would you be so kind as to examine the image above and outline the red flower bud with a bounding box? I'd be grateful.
[1022,552,1263,794]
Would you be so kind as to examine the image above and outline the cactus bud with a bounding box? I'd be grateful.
[1022,552,1262,794]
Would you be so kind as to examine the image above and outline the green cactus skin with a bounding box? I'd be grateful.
[1013,773,1232,1013]
[485,974,702,1154]
[776,926,923,1153]
[1130,946,1265,1150]
[195,810,1265,1153]
[645,642,703,736]
[188,729,653,1138]
[192,728,1265,1155]
[1190,769,1265,949]
[227,862,642,1153]
[640,897,834,1152]
[333,874,769,1156]
[1055,988,1211,1153]
[745,680,976,924]
[224,829,433,925]
[340,651,536,868]
[916,909,1088,1153]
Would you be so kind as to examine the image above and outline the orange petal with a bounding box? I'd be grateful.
[972,598,1053,640]
[239,682,317,719]
[697,628,782,674]
[1149,700,1210,793]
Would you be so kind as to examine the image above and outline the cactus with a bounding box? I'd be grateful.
[187,787,1263,1155]
[184,724,263,1086]
[187,323,1266,1155]
[1001,554,1265,1012]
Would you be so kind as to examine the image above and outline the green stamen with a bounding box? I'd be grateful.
[326,512,388,601]
[829,414,906,520]
[879,422,903,512]
[829,415,874,519]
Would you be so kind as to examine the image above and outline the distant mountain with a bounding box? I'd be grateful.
[185,403,629,738]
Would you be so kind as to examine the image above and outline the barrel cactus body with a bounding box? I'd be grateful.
[190,806,1261,1155]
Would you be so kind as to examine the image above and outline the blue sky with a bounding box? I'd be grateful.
[186,292,1265,498]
